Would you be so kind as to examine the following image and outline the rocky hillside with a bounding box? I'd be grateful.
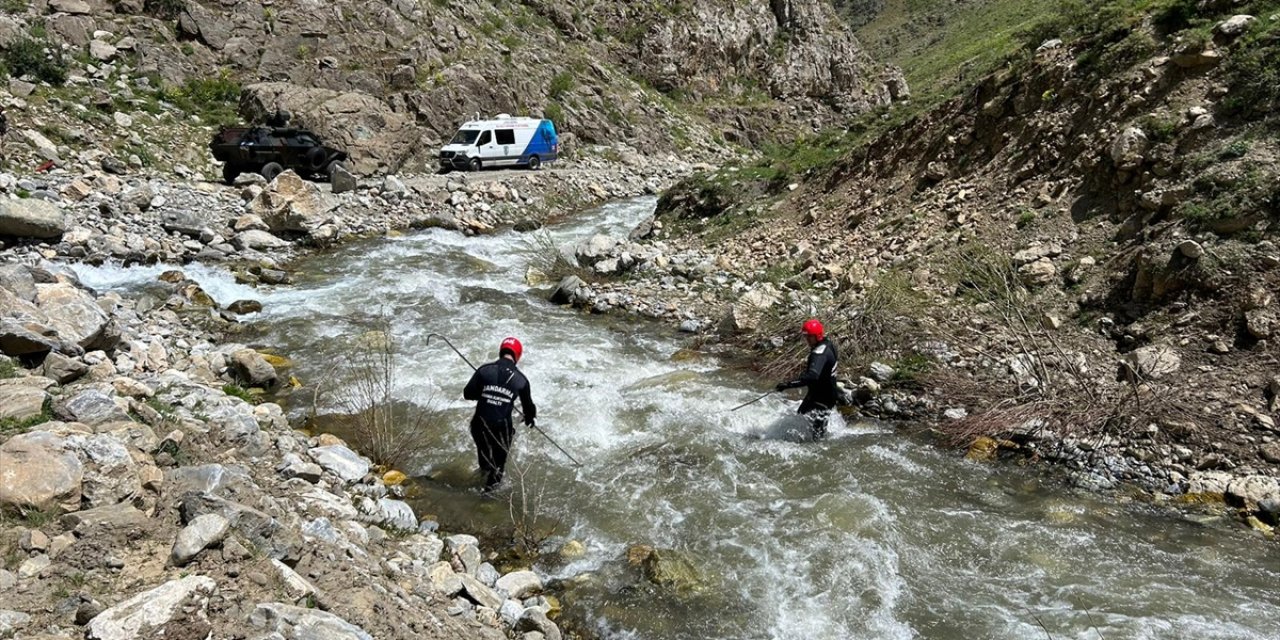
[1,0,909,176]
[564,1,1280,531]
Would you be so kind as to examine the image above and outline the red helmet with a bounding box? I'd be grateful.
[500,337,523,362]
[802,319,825,341]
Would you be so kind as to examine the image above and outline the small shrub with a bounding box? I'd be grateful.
[524,230,589,283]
[1017,209,1037,228]
[1218,140,1251,160]
[543,101,564,126]
[2,37,67,85]
[548,71,574,100]
[0,356,17,379]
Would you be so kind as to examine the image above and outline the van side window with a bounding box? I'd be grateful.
[495,129,515,145]
[477,131,492,146]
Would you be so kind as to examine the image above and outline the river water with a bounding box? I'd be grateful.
[74,198,1280,639]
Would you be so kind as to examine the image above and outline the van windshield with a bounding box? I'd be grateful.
[450,130,480,145]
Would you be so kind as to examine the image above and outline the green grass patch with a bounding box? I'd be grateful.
[0,401,53,437]
[157,69,241,125]
[548,71,574,100]
[221,384,257,403]
[1,36,68,85]
[0,357,17,379]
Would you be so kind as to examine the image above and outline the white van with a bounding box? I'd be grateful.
[438,114,560,173]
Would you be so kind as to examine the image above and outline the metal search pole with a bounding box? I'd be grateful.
[427,333,583,468]
[728,391,775,413]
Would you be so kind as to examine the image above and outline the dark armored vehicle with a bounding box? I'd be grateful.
[210,121,348,184]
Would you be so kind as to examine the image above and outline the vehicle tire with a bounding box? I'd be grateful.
[222,163,241,185]
[437,166,453,175]
[469,158,482,172]
[527,155,541,171]
[306,147,329,172]
[261,162,284,182]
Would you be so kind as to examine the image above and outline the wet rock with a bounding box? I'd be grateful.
[249,603,374,640]
[230,349,278,388]
[550,275,588,305]
[226,300,263,315]
[636,547,703,593]
[516,608,563,640]
[0,431,83,512]
[496,570,543,600]
[0,199,67,239]
[307,445,370,484]
[86,575,217,640]
[1225,476,1280,511]
[171,513,231,566]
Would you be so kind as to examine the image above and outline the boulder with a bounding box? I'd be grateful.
[1225,476,1280,511]
[575,234,620,267]
[248,171,336,234]
[1244,309,1275,340]
[248,603,374,640]
[170,513,231,566]
[230,349,278,388]
[0,383,48,422]
[1017,258,1058,287]
[1109,127,1148,170]
[1119,345,1181,381]
[330,165,358,194]
[241,83,421,175]
[445,534,482,575]
[1214,15,1256,39]
[549,275,588,305]
[43,351,87,384]
[515,608,563,640]
[86,576,217,640]
[68,432,141,508]
[59,389,130,425]
[35,283,117,352]
[717,287,778,335]
[0,431,83,512]
[271,559,318,601]
[0,264,37,302]
[0,199,67,239]
[307,445,370,483]
[233,229,290,251]
[495,570,542,599]
[49,0,92,14]
[456,573,503,609]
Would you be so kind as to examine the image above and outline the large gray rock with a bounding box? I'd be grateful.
[43,351,88,384]
[516,608,563,640]
[0,199,67,239]
[330,165,358,194]
[248,603,373,640]
[241,83,420,175]
[574,234,620,267]
[359,497,417,532]
[445,534,482,575]
[0,431,83,512]
[86,575,217,640]
[717,287,779,335]
[0,383,48,422]
[59,389,130,425]
[1225,476,1280,511]
[271,559,318,601]
[495,570,543,600]
[230,349,278,388]
[0,264,37,302]
[171,513,231,566]
[1119,345,1181,381]
[178,493,302,564]
[248,171,336,234]
[1110,127,1148,170]
[457,573,503,609]
[549,275,588,305]
[307,445,370,483]
[165,464,252,498]
[35,283,117,352]
[0,609,31,638]
[67,431,141,508]
[233,229,290,251]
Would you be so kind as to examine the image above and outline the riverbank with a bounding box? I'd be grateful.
[0,156,694,640]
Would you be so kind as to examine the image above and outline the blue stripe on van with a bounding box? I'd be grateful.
[520,120,559,164]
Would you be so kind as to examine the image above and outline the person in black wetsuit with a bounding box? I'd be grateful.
[463,337,537,489]
[775,319,839,439]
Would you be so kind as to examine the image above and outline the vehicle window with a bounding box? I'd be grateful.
[477,130,492,146]
[495,129,515,145]
[450,130,480,145]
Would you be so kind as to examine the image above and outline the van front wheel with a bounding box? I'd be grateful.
[469,158,482,172]
[527,155,541,170]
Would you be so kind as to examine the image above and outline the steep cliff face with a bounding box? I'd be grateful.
[5,0,904,173]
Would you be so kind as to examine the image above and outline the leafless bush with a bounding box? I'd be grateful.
[504,458,561,562]
[523,230,591,283]
[312,318,448,471]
